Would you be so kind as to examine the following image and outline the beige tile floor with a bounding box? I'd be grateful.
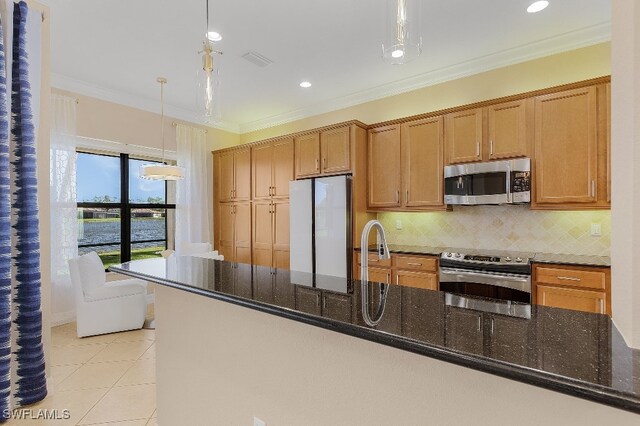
[8,322,157,425]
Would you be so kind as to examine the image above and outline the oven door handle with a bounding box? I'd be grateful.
[439,267,531,294]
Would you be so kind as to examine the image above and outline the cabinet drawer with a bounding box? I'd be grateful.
[393,255,437,272]
[356,252,392,268]
[536,285,607,315]
[394,270,438,291]
[535,266,606,290]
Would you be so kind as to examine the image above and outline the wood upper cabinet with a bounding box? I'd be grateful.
[295,133,321,178]
[252,200,290,269]
[216,148,251,202]
[487,99,528,160]
[533,263,610,315]
[216,202,251,264]
[295,127,352,179]
[320,127,350,174]
[401,117,444,208]
[533,86,599,205]
[252,138,294,200]
[368,124,401,208]
[445,108,483,164]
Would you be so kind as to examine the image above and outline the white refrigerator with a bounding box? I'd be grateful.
[289,175,352,291]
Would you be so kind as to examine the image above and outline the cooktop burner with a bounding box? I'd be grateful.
[440,250,533,275]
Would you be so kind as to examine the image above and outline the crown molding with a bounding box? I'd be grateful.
[238,22,611,134]
[51,73,241,134]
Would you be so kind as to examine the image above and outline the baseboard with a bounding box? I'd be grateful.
[51,310,75,327]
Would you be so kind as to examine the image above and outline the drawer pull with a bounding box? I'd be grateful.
[557,276,581,282]
[407,262,423,266]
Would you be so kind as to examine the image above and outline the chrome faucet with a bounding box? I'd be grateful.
[360,220,391,326]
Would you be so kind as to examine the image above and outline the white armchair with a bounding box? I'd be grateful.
[68,252,148,338]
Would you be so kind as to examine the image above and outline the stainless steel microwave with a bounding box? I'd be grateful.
[444,158,531,205]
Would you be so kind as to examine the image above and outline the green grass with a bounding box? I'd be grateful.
[99,246,165,269]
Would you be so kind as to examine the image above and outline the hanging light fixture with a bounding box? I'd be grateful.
[197,0,222,124]
[382,0,422,65]
[140,77,184,181]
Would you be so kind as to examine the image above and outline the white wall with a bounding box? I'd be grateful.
[611,0,640,348]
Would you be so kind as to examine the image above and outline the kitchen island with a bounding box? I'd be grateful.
[111,257,640,425]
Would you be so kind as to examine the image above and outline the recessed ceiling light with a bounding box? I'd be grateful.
[207,31,222,42]
[391,49,405,59]
[300,81,312,88]
[527,1,549,13]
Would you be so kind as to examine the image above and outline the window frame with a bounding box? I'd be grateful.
[76,151,176,265]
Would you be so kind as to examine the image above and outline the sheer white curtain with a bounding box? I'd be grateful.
[175,124,211,252]
[50,94,78,325]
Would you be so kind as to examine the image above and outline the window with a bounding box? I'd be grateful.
[77,152,176,268]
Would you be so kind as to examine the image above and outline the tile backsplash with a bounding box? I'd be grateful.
[378,206,611,256]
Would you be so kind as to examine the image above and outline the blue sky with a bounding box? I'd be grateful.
[76,153,165,203]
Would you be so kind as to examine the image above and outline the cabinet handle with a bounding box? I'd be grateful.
[386,272,391,284]
[406,189,409,203]
[233,205,236,214]
[591,180,596,198]
[323,157,327,169]
[476,142,480,157]
[395,274,399,285]
[490,140,494,155]
[490,317,494,334]
[557,276,581,282]
[322,296,326,310]
[396,190,400,204]
[600,299,605,313]
[316,293,320,308]
[315,158,319,171]
[406,262,422,266]
[477,315,482,332]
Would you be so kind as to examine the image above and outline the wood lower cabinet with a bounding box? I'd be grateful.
[252,200,290,269]
[216,202,251,264]
[394,270,438,291]
[533,85,607,208]
[355,252,438,290]
[533,263,610,315]
[216,148,251,202]
[445,307,484,354]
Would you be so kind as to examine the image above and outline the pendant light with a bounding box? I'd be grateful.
[382,0,422,65]
[197,0,222,124]
[140,77,184,181]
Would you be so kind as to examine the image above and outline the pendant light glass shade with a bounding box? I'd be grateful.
[382,0,422,65]
[197,39,221,124]
[140,77,184,181]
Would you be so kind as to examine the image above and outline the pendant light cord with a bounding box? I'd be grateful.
[205,0,209,34]
[159,78,166,164]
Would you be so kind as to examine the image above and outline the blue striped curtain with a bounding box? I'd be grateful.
[0,1,47,420]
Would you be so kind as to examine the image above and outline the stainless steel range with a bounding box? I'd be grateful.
[439,250,532,303]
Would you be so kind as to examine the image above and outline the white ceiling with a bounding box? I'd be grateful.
[46,0,611,133]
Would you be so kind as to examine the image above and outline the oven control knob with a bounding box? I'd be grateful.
[515,257,523,263]
[446,253,452,257]
[504,257,511,262]
[455,253,462,258]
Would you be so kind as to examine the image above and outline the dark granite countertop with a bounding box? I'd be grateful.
[110,257,638,415]
[357,245,611,267]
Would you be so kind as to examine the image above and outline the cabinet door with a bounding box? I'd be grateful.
[368,125,401,208]
[445,108,483,164]
[234,203,252,265]
[295,133,320,178]
[534,86,598,204]
[487,99,528,160]
[218,203,235,261]
[445,307,484,355]
[401,117,444,207]
[323,292,352,323]
[394,270,438,291]
[488,315,531,365]
[273,200,290,270]
[273,138,294,198]
[295,287,321,316]
[218,151,235,202]
[321,127,350,174]
[252,143,273,200]
[536,285,607,314]
[234,148,252,201]
[252,202,273,267]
